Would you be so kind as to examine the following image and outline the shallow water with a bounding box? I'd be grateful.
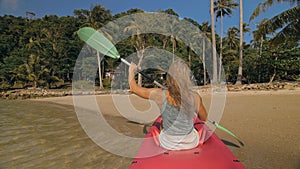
[0,100,143,169]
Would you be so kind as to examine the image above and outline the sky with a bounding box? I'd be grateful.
[0,0,294,43]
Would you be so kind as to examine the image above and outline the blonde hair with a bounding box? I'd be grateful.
[166,60,193,112]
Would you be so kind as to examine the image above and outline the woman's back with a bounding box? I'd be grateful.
[161,90,194,136]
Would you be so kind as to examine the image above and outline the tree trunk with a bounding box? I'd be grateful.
[137,47,145,87]
[171,35,176,63]
[33,80,37,89]
[163,37,168,49]
[236,0,243,85]
[269,56,278,83]
[97,51,103,89]
[258,37,263,82]
[218,11,223,82]
[188,46,191,67]
[202,39,207,85]
[210,0,218,84]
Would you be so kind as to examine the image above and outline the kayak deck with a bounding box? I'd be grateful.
[129,118,246,169]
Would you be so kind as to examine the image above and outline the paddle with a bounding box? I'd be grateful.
[208,120,244,146]
[77,26,244,147]
[77,27,165,89]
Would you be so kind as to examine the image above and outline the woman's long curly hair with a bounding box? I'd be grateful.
[166,60,194,114]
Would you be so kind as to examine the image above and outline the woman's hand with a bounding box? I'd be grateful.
[127,62,161,102]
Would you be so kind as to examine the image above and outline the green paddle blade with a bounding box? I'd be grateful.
[217,124,244,147]
[77,27,120,59]
[211,120,245,147]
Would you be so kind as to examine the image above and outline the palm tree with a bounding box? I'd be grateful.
[170,35,177,62]
[200,22,212,85]
[24,17,62,88]
[252,19,268,82]
[161,9,180,63]
[242,23,251,34]
[236,0,244,85]
[224,27,239,50]
[250,0,299,83]
[210,0,218,84]
[250,0,299,46]
[214,0,238,81]
[223,27,239,82]
[182,18,197,67]
[17,52,52,88]
[123,9,146,86]
[182,18,210,85]
[74,5,112,89]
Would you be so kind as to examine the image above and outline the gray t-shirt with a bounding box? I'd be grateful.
[161,90,194,136]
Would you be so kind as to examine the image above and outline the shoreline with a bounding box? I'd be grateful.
[21,89,300,107]
[16,87,300,110]
[1,81,299,100]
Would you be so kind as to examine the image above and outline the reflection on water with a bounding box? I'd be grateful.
[0,100,142,169]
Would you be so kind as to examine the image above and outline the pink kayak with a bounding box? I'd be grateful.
[129,117,246,169]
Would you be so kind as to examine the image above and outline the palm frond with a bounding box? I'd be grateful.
[250,0,298,21]
[270,20,300,46]
[262,5,300,34]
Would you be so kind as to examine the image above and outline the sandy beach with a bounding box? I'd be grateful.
[34,89,300,169]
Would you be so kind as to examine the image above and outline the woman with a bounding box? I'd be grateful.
[128,60,207,150]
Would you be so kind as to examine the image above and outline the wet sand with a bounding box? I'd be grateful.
[34,89,300,169]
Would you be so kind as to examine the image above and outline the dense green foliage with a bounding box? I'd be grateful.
[0,4,299,90]
[0,15,82,89]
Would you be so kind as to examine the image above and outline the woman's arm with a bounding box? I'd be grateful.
[193,92,207,121]
[128,63,162,101]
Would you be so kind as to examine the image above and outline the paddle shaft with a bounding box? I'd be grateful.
[120,58,165,89]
